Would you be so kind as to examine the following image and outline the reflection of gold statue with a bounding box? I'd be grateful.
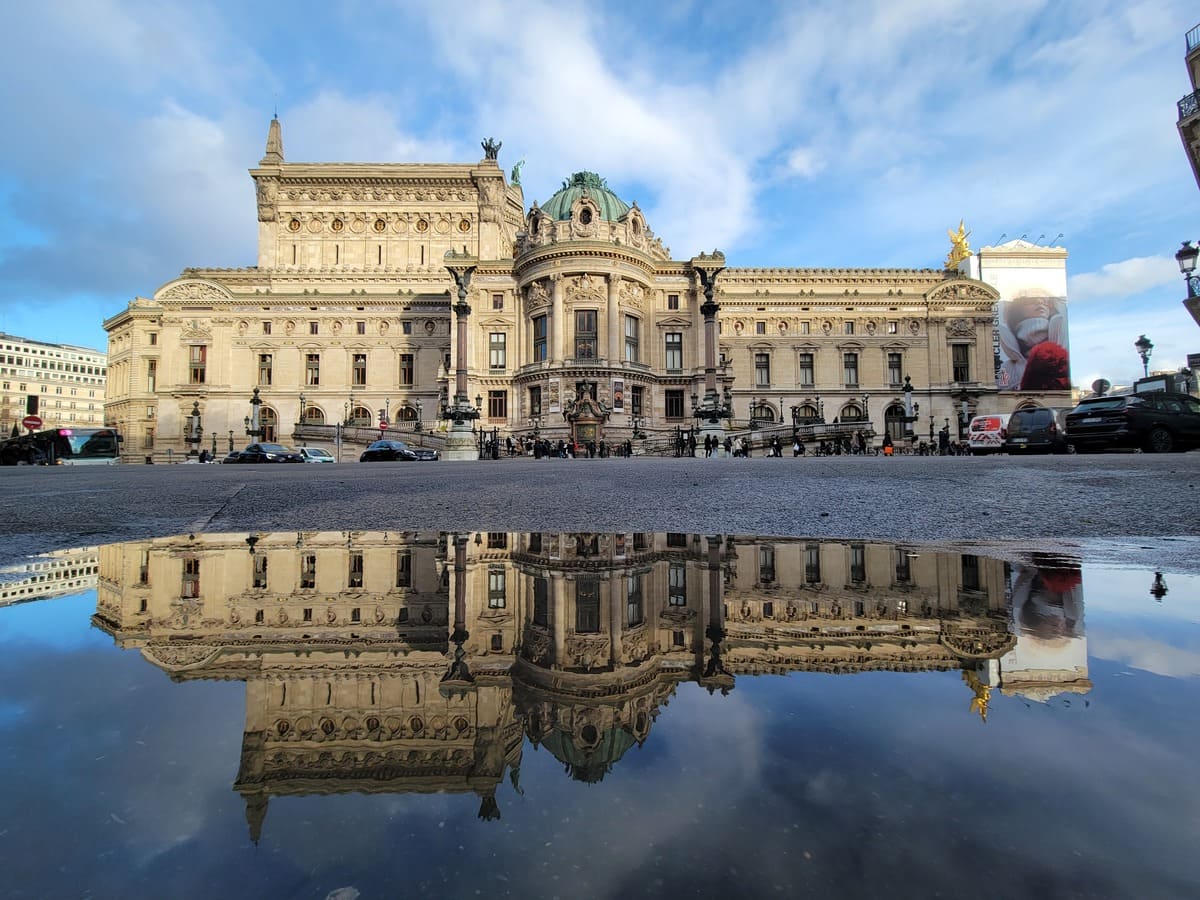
[963,669,991,722]
[944,219,972,270]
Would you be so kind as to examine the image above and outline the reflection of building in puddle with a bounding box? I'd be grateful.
[0,546,99,607]
[90,532,1074,837]
[990,554,1090,703]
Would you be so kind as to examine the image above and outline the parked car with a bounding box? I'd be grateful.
[360,439,418,462]
[967,413,1011,455]
[1002,407,1073,454]
[220,451,242,464]
[298,447,335,463]
[230,443,305,463]
[1065,391,1200,453]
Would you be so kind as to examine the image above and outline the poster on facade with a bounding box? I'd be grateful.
[612,379,624,412]
[548,379,561,413]
[999,555,1089,701]
[994,292,1071,391]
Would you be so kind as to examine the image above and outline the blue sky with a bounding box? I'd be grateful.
[1,0,1198,390]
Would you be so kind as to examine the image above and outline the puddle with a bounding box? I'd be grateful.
[1,533,1197,898]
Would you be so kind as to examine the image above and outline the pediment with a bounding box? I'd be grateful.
[155,278,233,303]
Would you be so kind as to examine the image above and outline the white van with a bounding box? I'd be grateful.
[967,413,1011,455]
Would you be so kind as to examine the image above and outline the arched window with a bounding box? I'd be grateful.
[751,402,776,423]
[302,406,325,425]
[349,405,372,426]
[884,403,907,443]
[400,406,418,422]
[260,407,278,442]
[840,403,865,422]
[796,404,819,424]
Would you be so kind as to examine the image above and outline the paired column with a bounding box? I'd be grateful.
[607,275,621,362]
[551,275,564,362]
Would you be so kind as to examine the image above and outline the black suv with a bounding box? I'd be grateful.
[1002,407,1073,454]
[1065,392,1200,453]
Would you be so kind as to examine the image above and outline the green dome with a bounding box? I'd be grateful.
[540,171,631,222]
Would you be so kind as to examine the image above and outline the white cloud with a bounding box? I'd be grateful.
[1068,256,1180,301]
[784,147,825,179]
[1089,635,1200,678]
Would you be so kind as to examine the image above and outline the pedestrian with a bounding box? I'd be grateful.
[506,435,514,456]
[882,433,894,457]
[771,436,781,457]
[792,438,801,457]
[724,435,733,456]
[624,439,633,457]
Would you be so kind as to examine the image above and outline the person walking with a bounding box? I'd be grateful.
[792,437,802,457]
[723,435,733,456]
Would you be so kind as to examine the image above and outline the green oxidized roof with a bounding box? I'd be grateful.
[540,171,631,222]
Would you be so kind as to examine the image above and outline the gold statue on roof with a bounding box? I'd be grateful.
[945,219,972,270]
[963,669,991,723]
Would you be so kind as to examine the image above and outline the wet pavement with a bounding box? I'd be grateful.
[0,530,1197,899]
[0,453,1198,573]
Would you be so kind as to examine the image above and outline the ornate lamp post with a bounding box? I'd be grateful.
[1175,241,1199,297]
[1134,334,1154,379]
[244,386,263,444]
[860,392,870,423]
[414,398,423,432]
[690,252,732,453]
[901,376,919,440]
[298,391,306,427]
[228,430,234,453]
[442,249,481,460]
[184,401,202,458]
[210,432,217,457]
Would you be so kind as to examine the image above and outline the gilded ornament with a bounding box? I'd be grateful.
[944,219,972,269]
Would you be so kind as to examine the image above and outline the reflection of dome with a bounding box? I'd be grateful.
[541,172,631,221]
[539,725,636,783]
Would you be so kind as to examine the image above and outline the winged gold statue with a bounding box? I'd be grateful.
[945,219,972,270]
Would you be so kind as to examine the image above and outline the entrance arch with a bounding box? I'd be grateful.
[884,403,907,443]
[260,407,278,442]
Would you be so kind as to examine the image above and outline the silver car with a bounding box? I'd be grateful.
[298,447,336,463]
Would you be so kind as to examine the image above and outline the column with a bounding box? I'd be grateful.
[609,572,624,667]
[607,275,621,363]
[551,274,564,363]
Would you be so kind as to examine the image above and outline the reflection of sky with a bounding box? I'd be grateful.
[0,574,1197,898]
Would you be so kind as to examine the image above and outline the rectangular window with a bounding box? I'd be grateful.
[627,575,643,626]
[148,333,157,346]
[798,353,814,386]
[309,321,319,335]
[805,543,821,584]
[188,346,206,385]
[258,353,273,386]
[575,310,597,359]
[181,558,200,599]
[576,579,600,633]
[352,353,367,387]
[664,333,683,371]
[894,547,911,583]
[755,321,766,335]
[962,554,980,592]
[139,549,150,585]
[142,427,154,449]
[348,552,363,589]
[300,554,316,589]
[665,389,684,420]
[303,607,313,622]
[755,353,771,387]
[667,293,679,310]
[844,321,855,335]
[843,352,859,387]
[529,385,542,417]
[399,353,414,386]
[533,577,549,627]
[669,563,687,606]
[356,320,366,335]
[253,554,268,589]
[487,390,507,420]
[487,533,508,549]
[631,386,644,416]
[888,352,903,386]
[759,546,776,583]
[402,321,412,335]
[624,315,639,362]
[492,293,504,310]
[146,359,157,392]
[305,354,320,386]
[488,567,506,608]
[396,550,411,588]
[887,321,898,335]
[490,333,506,370]
[952,344,971,382]
[850,543,866,584]
[533,315,547,361]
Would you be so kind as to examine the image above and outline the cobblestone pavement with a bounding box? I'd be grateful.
[1,453,1198,572]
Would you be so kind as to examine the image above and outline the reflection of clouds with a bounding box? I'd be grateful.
[1089,635,1200,678]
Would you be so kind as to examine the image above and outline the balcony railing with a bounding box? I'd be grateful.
[1187,23,1200,53]
[1180,89,1200,121]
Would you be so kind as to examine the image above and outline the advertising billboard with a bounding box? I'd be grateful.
[995,291,1071,391]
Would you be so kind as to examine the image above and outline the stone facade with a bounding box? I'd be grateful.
[95,531,1085,836]
[104,119,1070,459]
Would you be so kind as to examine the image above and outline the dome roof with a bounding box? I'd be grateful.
[540,171,631,222]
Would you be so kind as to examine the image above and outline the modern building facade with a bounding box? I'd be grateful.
[103,118,1071,459]
[1178,22,1200,191]
[0,332,107,436]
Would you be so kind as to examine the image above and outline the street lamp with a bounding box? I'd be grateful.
[1150,571,1169,602]
[414,399,423,432]
[184,400,202,457]
[298,392,306,427]
[861,392,869,423]
[1175,241,1199,298]
[228,430,234,452]
[1134,334,1154,378]
[211,432,217,456]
